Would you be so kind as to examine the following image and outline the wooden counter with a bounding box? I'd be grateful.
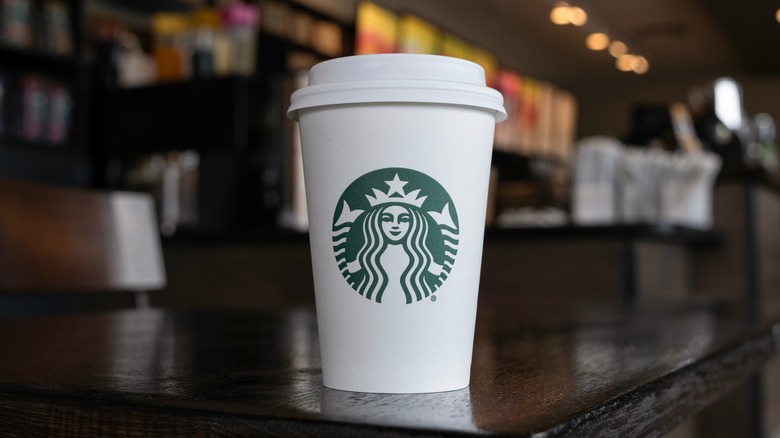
[0,302,777,436]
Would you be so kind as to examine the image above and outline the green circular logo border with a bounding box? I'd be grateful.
[331,167,460,304]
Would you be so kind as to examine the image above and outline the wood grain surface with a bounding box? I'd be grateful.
[0,303,776,437]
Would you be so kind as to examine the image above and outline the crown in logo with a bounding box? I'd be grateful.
[366,174,427,208]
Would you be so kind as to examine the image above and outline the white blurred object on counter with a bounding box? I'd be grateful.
[572,136,721,229]
[572,136,622,225]
[659,152,721,229]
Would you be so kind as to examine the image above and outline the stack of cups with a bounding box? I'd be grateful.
[288,54,506,393]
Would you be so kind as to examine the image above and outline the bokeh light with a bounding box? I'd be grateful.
[568,6,588,26]
[632,55,649,74]
[616,54,635,71]
[586,32,610,50]
[550,2,570,25]
[608,40,628,57]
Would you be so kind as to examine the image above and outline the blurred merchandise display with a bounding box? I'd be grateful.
[310,19,341,58]
[571,137,622,225]
[354,1,396,54]
[258,0,343,58]
[151,13,188,82]
[571,77,779,229]
[124,151,200,236]
[289,8,312,46]
[86,0,350,232]
[40,0,72,55]
[397,14,438,55]
[622,77,779,175]
[1,0,33,48]
[494,70,577,161]
[90,4,263,87]
[572,136,721,229]
[21,75,48,141]
[258,0,289,39]
[0,72,72,145]
[116,29,155,87]
[355,1,576,162]
[0,0,83,188]
[752,113,778,173]
[1,0,72,54]
[219,3,258,76]
[45,80,71,143]
[355,1,496,86]
[86,7,246,87]
[189,8,217,79]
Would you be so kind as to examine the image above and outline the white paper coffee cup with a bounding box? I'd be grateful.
[288,54,506,393]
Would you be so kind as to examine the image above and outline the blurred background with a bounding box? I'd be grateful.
[1,0,780,436]
[1,0,778,234]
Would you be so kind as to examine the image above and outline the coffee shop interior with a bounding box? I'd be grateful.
[1,0,780,436]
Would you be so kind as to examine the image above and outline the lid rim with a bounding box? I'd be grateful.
[290,101,507,121]
[289,79,507,122]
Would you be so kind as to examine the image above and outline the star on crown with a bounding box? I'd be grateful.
[366,174,427,208]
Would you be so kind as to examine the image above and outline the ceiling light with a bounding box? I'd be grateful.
[616,54,635,71]
[550,2,570,25]
[608,40,627,57]
[632,55,649,74]
[586,32,610,50]
[776,8,780,23]
[568,6,588,26]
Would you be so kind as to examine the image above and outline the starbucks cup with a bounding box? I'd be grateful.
[288,54,506,393]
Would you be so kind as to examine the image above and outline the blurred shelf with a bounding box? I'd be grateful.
[0,145,90,185]
[161,227,309,246]
[95,76,256,158]
[718,165,780,195]
[160,224,722,248]
[487,224,723,247]
[93,0,193,14]
[0,136,74,151]
[259,32,339,61]
[0,44,78,77]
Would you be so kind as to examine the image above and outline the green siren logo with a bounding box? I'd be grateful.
[332,167,459,304]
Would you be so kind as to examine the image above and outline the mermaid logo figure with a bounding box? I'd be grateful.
[332,167,459,304]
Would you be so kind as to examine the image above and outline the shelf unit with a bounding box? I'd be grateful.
[87,1,354,231]
[0,0,89,185]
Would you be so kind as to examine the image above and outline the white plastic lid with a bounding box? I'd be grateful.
[287,54,507,122]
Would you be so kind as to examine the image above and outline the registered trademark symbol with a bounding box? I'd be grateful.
[431,295,437,302]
